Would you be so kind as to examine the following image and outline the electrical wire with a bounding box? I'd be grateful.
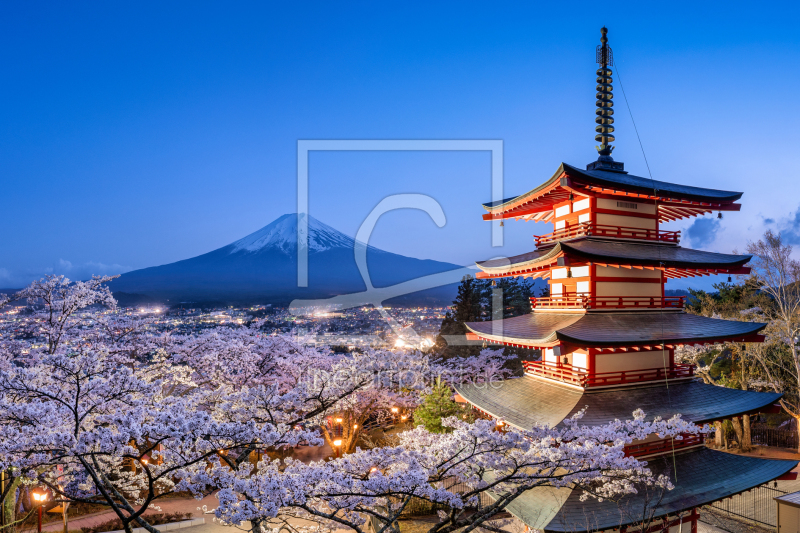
[614,60,679,483]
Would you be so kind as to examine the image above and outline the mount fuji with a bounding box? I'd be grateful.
[110,214,466,306]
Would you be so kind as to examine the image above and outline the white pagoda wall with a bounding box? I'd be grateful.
[594,349,670,373]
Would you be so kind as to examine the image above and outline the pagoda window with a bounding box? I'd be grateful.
[551,283,563,295]
[595,198,657,231]
[571,266,590,277]
[543,348,559,364]
[555,219,566,230]
[595,349,673,374]
[578,212,591,224]
[595,282,661,298]
[573,197,591,212]
[571,351,588,370]
[595,265,661,298]
[555,204,571,218]
[552,268,569,279]
[576,281,590,294]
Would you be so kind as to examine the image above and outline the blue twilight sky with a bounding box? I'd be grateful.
[2,1,800,291]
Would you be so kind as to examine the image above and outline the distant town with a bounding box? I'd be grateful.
[1,302,447,352]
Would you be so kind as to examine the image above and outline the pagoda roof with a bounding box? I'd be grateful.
[465,311,766,348]
[499,447,795,533]
[454,377,782,430]
[476,238,751,279]
[482,163,742,222]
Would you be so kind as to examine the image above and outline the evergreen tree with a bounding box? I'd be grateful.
[452,275,482,323]
[413,380,475,433]
[481,277,534,319]
[434,276,484,356]
[435,275,538,365]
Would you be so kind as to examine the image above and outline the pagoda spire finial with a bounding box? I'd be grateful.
[587,27,625,172]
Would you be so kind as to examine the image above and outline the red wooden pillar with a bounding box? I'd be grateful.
[690,508,698,533]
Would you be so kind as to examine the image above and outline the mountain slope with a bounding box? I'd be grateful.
[110,214,465,306]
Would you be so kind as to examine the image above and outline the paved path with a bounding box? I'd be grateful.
[34,444,338,533]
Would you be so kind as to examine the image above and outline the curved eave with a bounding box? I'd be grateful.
[555,312,767,347]
[475,246,561,277]
[481,163,743,222]
[562,163,743,204]
[465,312,767,348]
[474,239,752,279]
[481,165,567,212]
[464,313,582,348]
[454,377,784,431]
[562,240,752,270]
[500,448,795,533]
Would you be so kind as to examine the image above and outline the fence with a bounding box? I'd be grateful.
[717,423,798,451]
[751,424,798,450]
[708,482,787,528]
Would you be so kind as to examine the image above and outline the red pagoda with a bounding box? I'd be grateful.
[455,27,796,533]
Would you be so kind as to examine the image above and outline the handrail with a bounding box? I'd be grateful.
[535,223,680,247]
[522,360,695,388]
[530,295,685,310]
[624,433,703,458]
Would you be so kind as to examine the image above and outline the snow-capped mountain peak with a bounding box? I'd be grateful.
[229,213,358,254]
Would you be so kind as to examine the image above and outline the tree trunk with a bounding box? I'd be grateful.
[742,414,752,452]
[249,518,269,533]
[731,417,744,450]
[2,476,22,533]
[723,422,729,450]
[796,416,800,454]
[714,421,723,448]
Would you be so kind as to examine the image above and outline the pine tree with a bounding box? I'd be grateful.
[435,275,539,362]
[482,277,534,319]
[435,276,484,356]
[413,380,475,433]
[452,275,482,323]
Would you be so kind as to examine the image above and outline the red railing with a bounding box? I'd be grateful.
[534,223,680,247]
[523,361,695,388]
[624,433,703,458]
[530,295,685,310]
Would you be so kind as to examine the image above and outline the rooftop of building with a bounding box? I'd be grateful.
[465,310,766,348]
[455,377,781,430]
[497,447,795,532]
[476,238,752,278]
[483,163,743,213]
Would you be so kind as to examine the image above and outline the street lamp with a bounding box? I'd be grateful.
[31,488,48,533]
[333,439,343,458]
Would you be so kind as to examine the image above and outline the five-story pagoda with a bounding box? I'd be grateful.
[455,27,796,533]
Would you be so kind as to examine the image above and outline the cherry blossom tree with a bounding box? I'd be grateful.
[0,343,323,533]
[211,413,704,533]
[746,231,800,450]
[0,276,704,533]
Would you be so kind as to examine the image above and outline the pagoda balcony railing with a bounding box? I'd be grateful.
[624,433,703,458]
[534,223,680,247]
[523,360,695,388]
[530,295,685,310]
